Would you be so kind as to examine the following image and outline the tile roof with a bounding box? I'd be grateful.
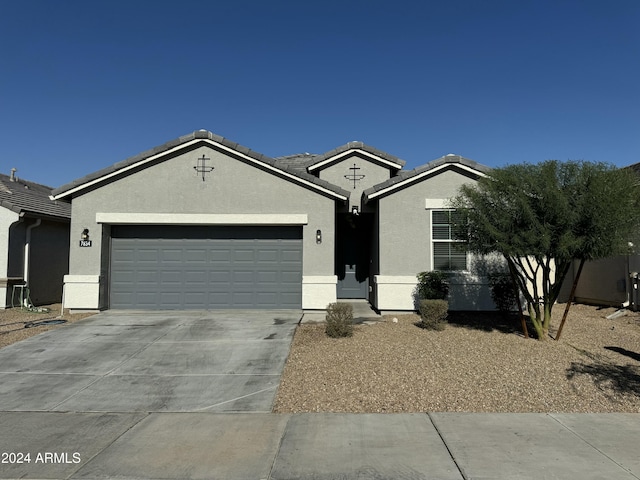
[51,131,350,200]
[273,153,319,173]
[0,173,70,220]
[306,141,406,170]
[626,162,640,176]
[363,154,491,201]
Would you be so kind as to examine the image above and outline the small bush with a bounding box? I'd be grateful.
[416,271,449,300]
[488,272,518,313]
[417,299,448,331]
[325,303,354,338]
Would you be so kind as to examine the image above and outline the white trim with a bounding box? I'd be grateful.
[373,275,417,310]
[302,276,337,309]
[308,149,402,172]
[62,275,101,309]
[425,198,447,209]
[368,163,488,200]
[96,213,309,225]
[303,275,338,284]
[51,138,348,201]
[63,275,100,283]
[374,275,417,284]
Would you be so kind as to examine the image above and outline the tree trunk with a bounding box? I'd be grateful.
[528,303,546,340]
[508,258,529,339]
[555,259,586,341]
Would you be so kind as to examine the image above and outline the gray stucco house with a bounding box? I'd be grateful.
[51,130,491,312]
[0,170,70,308]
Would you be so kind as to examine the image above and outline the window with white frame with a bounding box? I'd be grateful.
[431,209,467,270]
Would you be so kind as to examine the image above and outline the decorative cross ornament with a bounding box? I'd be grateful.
[193,154,214,181]
[344,163,365,189]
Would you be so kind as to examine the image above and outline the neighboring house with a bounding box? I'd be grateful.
[568,161,640,310]
[0,169,71,308]
[565,256,638,308]
[50,130,491,312]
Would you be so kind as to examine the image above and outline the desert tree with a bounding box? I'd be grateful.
[451,160,640,340]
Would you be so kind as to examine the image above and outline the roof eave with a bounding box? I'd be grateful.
[51,134,350,202]
[364,161,489,202]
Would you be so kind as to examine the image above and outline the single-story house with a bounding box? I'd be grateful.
[0,169,71,308]
[50,130,493,312]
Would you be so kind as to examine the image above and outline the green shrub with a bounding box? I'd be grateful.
[488,272,518,313]
[416,271,449,300]
[417,299,448,331]
[325,302,354,338]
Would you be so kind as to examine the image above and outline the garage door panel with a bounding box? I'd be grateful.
[233,271,255,283]
[209,292,230,303]
[281,249,302,263]
[209,268,231,278]
[184,249,208,263]
[234,249,256,263]
[281,270,302,283]
[258,250,278,262]
[137,291,159,303]
[136,248,160,262]
[256,294,278,307]
[256,271,278,283]
[161,249,184,263]
[184,270,207,282]
[160,270,183,282]
[209,249,232,262]
[110,226,302,309]
[280,292,301,306]
[159,296,182,309]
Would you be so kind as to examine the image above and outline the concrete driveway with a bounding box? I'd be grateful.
[0,310,300,413]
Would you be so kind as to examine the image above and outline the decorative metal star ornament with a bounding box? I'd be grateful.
[344,163,365,189]
[193,154,214,181]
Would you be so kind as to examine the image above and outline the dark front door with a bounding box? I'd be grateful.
[336,213,372,299]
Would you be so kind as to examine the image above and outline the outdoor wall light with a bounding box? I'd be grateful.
[316,229,322,244]
[81,228,90,241]
[352,205,359,216]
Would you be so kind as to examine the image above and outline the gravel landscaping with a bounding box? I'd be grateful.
[273,304,640,413]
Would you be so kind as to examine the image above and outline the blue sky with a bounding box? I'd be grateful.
[1,0,638,188]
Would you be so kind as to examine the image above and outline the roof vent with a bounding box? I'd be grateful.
[9,168,16,182]
[446,153,456,157]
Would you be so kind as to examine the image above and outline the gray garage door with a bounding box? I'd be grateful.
[109,225,302,309]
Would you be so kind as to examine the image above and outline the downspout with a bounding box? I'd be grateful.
[623,248,631,309]
[24,218,42,290]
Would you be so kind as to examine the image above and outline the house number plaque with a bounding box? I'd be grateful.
[79,240,92,247]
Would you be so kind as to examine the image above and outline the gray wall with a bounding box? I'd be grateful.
[369,204,380,305]
[68,144,337,285]
[377,168,477,274]
[569,256,631,307]
[318,154,392,212]
[6,218,69,306]
[29,220,70,305]
[375,167,492,310]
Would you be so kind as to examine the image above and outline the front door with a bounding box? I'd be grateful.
[336,213,371,299]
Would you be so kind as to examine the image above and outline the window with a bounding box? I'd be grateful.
[432,210,467,270]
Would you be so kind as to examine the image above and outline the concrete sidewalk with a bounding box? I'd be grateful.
[1,412,638,479]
